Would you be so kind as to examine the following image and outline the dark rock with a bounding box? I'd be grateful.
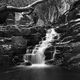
[21,61,32,66]
[45,59,54,65]
[0,36,28,66]
[52,3,80,70]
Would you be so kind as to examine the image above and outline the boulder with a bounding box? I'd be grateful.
[21,61,32,66]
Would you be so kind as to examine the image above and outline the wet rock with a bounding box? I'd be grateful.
[0,24,46,66]
[45,59,55,65]
[0,36,28,66]
[0,55,10,66]
[53,5,80,70]
[11,36,27,48]
[21,61,32,66]
[44,46,54,60]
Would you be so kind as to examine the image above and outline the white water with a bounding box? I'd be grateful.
[24,28,59,64]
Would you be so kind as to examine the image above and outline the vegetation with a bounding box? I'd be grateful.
[0,0,80,71]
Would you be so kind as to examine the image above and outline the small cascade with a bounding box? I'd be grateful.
[23,28,59,64]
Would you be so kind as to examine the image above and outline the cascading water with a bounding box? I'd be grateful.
[23,28,59,64]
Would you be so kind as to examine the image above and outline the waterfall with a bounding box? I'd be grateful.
[14,10,60,65]
[24,28,59,64]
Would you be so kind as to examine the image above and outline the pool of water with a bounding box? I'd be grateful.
[0,64,80,80]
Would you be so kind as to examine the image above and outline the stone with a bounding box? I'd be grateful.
[21,61,32,66]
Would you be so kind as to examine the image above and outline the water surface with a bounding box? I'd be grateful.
[0,65,80,80]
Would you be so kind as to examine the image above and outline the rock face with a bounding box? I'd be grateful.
[52,2,80,70]
[45,1,80,71]
[0,36,27,66]
[0,23,46,66]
